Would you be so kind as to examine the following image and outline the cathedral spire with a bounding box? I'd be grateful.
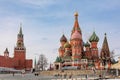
[100,33,110,59]
[71,12,81,35]
[74,12,78,21]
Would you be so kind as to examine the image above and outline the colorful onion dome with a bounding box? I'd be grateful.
[59,46,64,51]
[60,34,67,42]
[71,30,81,40]
[84,41,90,47]
[64,50,72,57]
[89,31,99,42]
[64,42,71,48]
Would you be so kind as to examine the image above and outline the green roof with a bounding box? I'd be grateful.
[84,42,90,47]
[64,42,71,48]
[88,63,94,67]
[55,57,63,63]
[89,31,99,42]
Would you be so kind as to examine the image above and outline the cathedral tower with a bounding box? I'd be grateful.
[100,33,111,68]
[84,42,91,59]
[100,33,110,59]
[59,34,67,57]
[70,12,83,64]
[89,31,99,60]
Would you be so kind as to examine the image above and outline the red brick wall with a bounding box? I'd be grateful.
[25,59,33,70]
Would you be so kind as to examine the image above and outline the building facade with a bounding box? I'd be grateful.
[0,25,32,70]
[54,12,111,70]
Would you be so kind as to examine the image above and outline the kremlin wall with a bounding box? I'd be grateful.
[0,26,32,70]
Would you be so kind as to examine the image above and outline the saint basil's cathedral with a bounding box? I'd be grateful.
[0,25,32,70]
[54,12,111,70]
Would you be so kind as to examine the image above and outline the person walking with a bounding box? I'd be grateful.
[85,74,88,80]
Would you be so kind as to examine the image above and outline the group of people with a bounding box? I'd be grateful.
[54,73,73,79]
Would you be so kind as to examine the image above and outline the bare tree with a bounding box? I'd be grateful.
[110,50,117,64]
[37,54,48,70]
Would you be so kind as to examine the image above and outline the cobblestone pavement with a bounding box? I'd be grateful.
[0,73,91,80]
[0,73,54,80]
[0,73,117,80]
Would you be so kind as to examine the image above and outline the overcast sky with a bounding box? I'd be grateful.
[0,0,120,64]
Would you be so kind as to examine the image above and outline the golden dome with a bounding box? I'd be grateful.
[74,12,78,16]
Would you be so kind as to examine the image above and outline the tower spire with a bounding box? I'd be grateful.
[5,48,9,53]
[71,12,81,35]
[100,33,110,59]
[16,24,25,48]
[34,57,37,68]
[19,23,22,35]
[74,12,78,21]
[4,48,9,57]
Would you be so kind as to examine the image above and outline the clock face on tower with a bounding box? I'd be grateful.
[18,43,21,46]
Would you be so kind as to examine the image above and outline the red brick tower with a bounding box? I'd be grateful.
[4,48,9,58]
[14,24,26,69]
